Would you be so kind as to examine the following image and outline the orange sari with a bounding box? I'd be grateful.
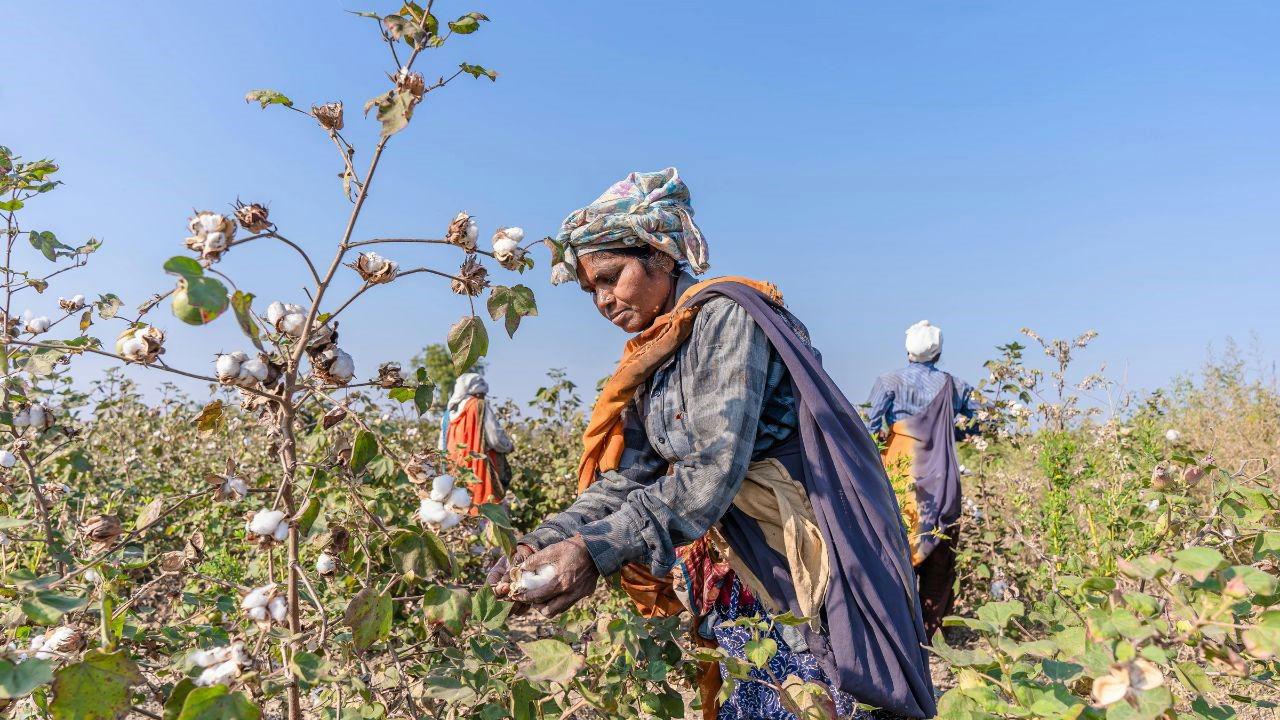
[445,397,501,508]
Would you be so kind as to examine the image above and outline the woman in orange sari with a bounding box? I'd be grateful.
[441,373,513,507]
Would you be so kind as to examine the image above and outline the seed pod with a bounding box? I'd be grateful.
[392,68,426,98]
[1183,465,1205,485]
[316,552,336,575]
[491,227,528,271]
[312,346,355,386]
[115,326,165,364]
[158,550,189,574]
[445,211,479,252]
[268,594,287,623]
[403,453,442,486]
[215,352,245,382]
[185,211,237,263]
[511,564,557,594]
[451,256,489,296]
[246,509,286,537]
[58,295,86,312]
[80,514,122,551]
[351,252,399,284]
[376,362,404,388]
[233,201,271,233]
[312,101,344,131]
[1150,464,1172,491]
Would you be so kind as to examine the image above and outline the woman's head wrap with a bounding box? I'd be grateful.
[548,167,709,285]
[905,320,942,362]
[447,372,489,415]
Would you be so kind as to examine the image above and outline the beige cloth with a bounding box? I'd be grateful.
[711,458,829,627]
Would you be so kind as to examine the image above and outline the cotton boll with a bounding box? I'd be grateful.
[272,521,289,542]
[492,237,519,256]
[195,659,242,687]
[1165,429,1181,443]
[71,294,85,306]
[225,477,248,500]
[268,594,287,623]
[316,553,336,575]
[514,565,558,593]
[190,646,234,668]
[247,606,268,622]
[430,474,455,502]
[327,349,355,383]
[501,227,524,243]
[239,358,269,383]
[438,511,462,530]
[266,301,286,326]
[447,487,472,510]
[248,510,286,537]
[204,231,228,253]
[26,316,50,334]
[119,336,147,361]
[465,218,479,243]
[215,354,243,381]
[280,313,306,337]
[417,498,449,525]
[242,583,276,609]
[0,450,15,468]
[12,408,29,428]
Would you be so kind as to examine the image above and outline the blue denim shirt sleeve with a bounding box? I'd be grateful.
[864,375,895,434]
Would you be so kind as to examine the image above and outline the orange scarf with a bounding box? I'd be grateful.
[445,397,500,510]
[576,276,783,617]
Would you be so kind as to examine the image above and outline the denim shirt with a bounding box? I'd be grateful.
[863,361,977,434]
[523,275,802,577]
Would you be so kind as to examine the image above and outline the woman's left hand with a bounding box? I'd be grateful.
[509,534,600,617]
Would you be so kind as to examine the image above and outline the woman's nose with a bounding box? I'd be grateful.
[594,288,615,313]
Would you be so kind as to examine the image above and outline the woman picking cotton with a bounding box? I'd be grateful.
[440,372,514,507]
[486,168,936,719]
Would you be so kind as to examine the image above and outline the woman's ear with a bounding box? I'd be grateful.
[651,253,676,275]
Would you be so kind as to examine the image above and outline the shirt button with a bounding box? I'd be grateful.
[657,437,666,444]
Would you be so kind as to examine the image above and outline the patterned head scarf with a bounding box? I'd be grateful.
[447,372,489,415]
[547,167,709,285]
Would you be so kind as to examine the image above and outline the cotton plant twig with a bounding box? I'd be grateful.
[292,561,330,648]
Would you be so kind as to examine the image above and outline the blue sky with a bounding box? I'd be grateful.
[3,1,1277,410]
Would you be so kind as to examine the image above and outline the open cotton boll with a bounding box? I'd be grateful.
[190,646,235,668]
[268,594,287,623]
[316,552,336,575]
[25,316,50,334]
[225,477,248,500]
[328,349,355,382]
[447,487,472,510]
[430,474,455,502]
[248,510,286,536]
[247,606,268,622]
[280,313,306,337]
[242,583,276,609]
[1165,429,1181,443]
[0,450,15,469]
[195,659,242,687]
[265,301,286,326]
[514,565,558,593]
[239,357,270,383]
[417,498,449,525]
[438,511,462,530]
[492,237,519,256]
[119,336,147,361]
[215,354,243,381]
[272,521,289,542]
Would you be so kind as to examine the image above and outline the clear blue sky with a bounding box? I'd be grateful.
[3,1,1277,410]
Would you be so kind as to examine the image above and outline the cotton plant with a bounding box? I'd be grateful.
[417,474,473,530]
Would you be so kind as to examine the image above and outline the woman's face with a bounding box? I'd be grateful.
[576,251,675,332]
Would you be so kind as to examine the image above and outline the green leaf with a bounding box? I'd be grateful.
[49,650,143,720]
[28,230,75,261]
[193,400,225,435]
[1173,661,1215,697]
[448,315,488,371]
[448,12,488,34]
[389,529,450,583]
[974,600,1025,630]
[163,679,195,720]
[487,285,538,337]
[1173,547,1227,582]
[471,586,512,630]
[388,387,415,403]
[422,585,470,635]
[363,89,417,138]
[476,502,513,529]
[1105,685,1171,720]
[519,639,584,685]
[343,587,391,652]
[0,658,54,699]
[288,651,326,689]
[244,90,293,109]
[177,685,261,720]
[421,675,477,704]
[96,293,122,320]
[744,637,777,668]
[294,497,321,537]
[22,590,89,625]
[230,291,263,351]
[350,430,377,474]
[0,517,32,530]
[1253,531,1280,560]
[163,256,204,283]
[0,199,23,212]
[459,62,498,81]
[413,385,432,416]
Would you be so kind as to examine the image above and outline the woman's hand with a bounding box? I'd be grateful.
[509,535,600,618]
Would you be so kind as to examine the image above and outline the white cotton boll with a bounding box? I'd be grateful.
[196,214,224,234]
[268,594,287,623]
[0,451,15,469]
[247,606,267,622]
[438,511,462,530]
[272,521,289,542]
[1165,429,1181,443]
[417,498,449,525]
[329,349,354,382]
[265,301,286,325]
[195,659,241,687]
[84,568,101,583]
[248,510,286,537]
[492,237,519,256]
[502,227,524,244]
[231,643,250,666]
[26,316,50,334]
[225,477,248,500]
[316,553,336,575]
[239,358,269,383]
[190,646,234,668]
[12,408,29,428]
[429,474,455,502]
[242,583,276,610]
[204,231,228,252]
[447,487,472,510]
[280,313,306,337]
[119,336,146,361]
[363,253,387,273]
[71,294,85,306]
[215,354,243,381]
[515,565,558,593]
[465,218,479,243]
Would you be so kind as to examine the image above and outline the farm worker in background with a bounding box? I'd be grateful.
[865,320,978,639]
[486,168,935,719]
[441,373,514,507]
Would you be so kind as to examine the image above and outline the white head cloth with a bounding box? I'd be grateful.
[905,320,942,363]
[447,373,489,414]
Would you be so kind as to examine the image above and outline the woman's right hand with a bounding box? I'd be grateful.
[487,543,535,598]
